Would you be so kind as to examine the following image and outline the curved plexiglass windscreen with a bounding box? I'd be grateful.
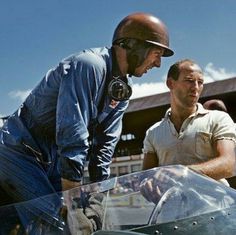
[1,165,236,234]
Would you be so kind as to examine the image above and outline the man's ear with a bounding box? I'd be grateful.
[166,77,173,89]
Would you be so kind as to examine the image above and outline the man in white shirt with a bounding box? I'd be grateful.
[143,59,236,185]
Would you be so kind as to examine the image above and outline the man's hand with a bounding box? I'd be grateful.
[140,178,162,204]
[140,166,186,204]
[66,192,105,234]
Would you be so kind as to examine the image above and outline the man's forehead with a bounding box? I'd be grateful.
[180,61,202,73]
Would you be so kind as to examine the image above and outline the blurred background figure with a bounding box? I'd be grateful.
[203,99,228,112]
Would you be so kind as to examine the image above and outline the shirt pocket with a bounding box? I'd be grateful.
[195,132,214,159]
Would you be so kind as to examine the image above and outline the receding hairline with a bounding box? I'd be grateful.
[179,60,202,72]
[167,59,203,81]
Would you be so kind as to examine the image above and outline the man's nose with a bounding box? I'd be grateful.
[191,80,200,89]
[154,57,161,68]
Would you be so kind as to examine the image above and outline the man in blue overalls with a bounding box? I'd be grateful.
[0,12,174,234]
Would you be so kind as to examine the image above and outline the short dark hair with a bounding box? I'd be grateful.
[203,99,228,112]
[167,59,197,81]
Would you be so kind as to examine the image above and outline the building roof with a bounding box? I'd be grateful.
[126,77,236,113]
[120,76,236,146]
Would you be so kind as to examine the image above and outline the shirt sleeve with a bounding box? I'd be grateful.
[211,111,236,143]
[88,98,129,182]
[56,54,104,182]
[143,128,156,154]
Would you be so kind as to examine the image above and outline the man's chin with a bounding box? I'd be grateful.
[132,72,143,78]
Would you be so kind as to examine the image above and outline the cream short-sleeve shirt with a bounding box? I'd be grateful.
[143,103,236,174]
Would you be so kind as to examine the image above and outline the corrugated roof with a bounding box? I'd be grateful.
[201,77,236,97]
[126,77,236,113]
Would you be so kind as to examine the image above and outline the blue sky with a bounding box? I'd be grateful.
[1,0,236,116]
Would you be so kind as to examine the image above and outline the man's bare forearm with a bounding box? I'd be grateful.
[188,155,235,180]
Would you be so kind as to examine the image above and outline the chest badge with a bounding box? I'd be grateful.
[109,99,119,109]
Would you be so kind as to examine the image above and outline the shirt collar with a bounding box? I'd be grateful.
[165,102,209,119]
[196,103,209,115]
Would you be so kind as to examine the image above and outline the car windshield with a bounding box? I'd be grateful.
[1,165,236,234]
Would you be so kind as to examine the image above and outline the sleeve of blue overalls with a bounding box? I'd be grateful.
[56,54,105,182]
[88,99,129,182]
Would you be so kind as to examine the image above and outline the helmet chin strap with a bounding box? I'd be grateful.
[108,40,151,100]
[108,47,133,101]
[125,40,151,77]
